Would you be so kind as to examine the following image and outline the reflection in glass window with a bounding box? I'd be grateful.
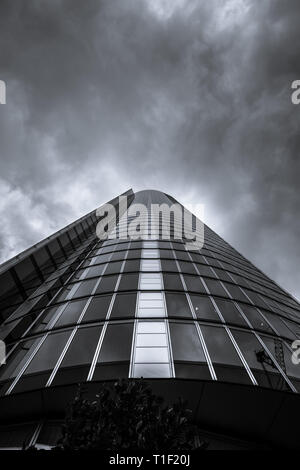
[190,295,220,321]
[0,338,40,382]
[159,249,174,259]
[222,283,249,302]
[133,363,170,378]
[82,295,112,322]
[110,251,127,262]
[237,304,274,333]
[30,306,63,333]
[90,253,111,263]
[25,331,70,375]
[59,326,102,368]
[165,293,192,318]
[230,328,288,389]
[73,279,97,298]
[161,260,178,272]
[262,311,295,340]
[204,279,228,297]
[214,298,247,327]
[231,329,274,372]
[104,261,123,275]
[163,273,183,291]
[201,326,244,368]
[118,273,139,291]
[110,293,137,319]
[123,260,140,272]
[175,251,190,261]
[282,342,300,382]
[126,250,141,259]
[85,264,107,278]
[95,275,118,294]
[195,264,215,277]
[98,323,133,362]
[178,261,197,275]
[169,322,205,362]
[55,300,87,327]
[184,275,206,294]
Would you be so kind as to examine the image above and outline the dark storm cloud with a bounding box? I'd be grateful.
[0,0,299,299]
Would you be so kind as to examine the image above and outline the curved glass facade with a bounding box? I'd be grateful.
[0,189,300,448]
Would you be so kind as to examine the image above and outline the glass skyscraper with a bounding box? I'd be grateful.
[0,189,300,449]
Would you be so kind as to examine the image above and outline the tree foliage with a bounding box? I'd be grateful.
[55,379,208,451]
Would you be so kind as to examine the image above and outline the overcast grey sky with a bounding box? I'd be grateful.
[0,0,299,299]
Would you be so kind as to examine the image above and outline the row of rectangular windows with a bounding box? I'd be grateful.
[1,319,299,395]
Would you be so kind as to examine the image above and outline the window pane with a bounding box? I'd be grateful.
[135,347,169,363]
[136,334,167,347]
[133,363,170,378]
[238,304,274,333]
[262,311,296,340]
[83,295,112,322]
[195,264,215,277]
[170,322,205,362]
[59,326,102,367]
[183,275,206,294]
[190,295,220,321]
[214,298,247,327]
[165,293,192,318]
[98,323,133,362]
[110,251,127,261]
[140,273,163,290]
[178,261,197,275]
[126,250,141,259]
[73,279,96,298]
[104,261,123,275]
[141,260,160,271]
[123,260,140,272]
[231,329,275,372]
[55,300,87,327]
[137,321,166,334]
[160,249,174,259]
[163,273,183,291]
[118,273,139,291]
[0,339,39,381]
[204,279,228,297]
[110,293,137,319]
[86,264,106,278]
[161,260,178,272]
[223,283,249,302]
[95,275,118,294]
[25,331,70,374]
[201,325,241,366]
[142,249,159,258]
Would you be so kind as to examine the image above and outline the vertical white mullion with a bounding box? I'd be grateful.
[129,294,139,378]
[254,332,297,393]
[46,327,78,387]
[6,334,49,395]
[205,279,258,385]
[162,288,174,377]
[174,247,217,381]
[28,422,43,448]
[87,251,128,381]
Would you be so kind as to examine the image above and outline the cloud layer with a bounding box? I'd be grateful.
[0,0,299,299]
